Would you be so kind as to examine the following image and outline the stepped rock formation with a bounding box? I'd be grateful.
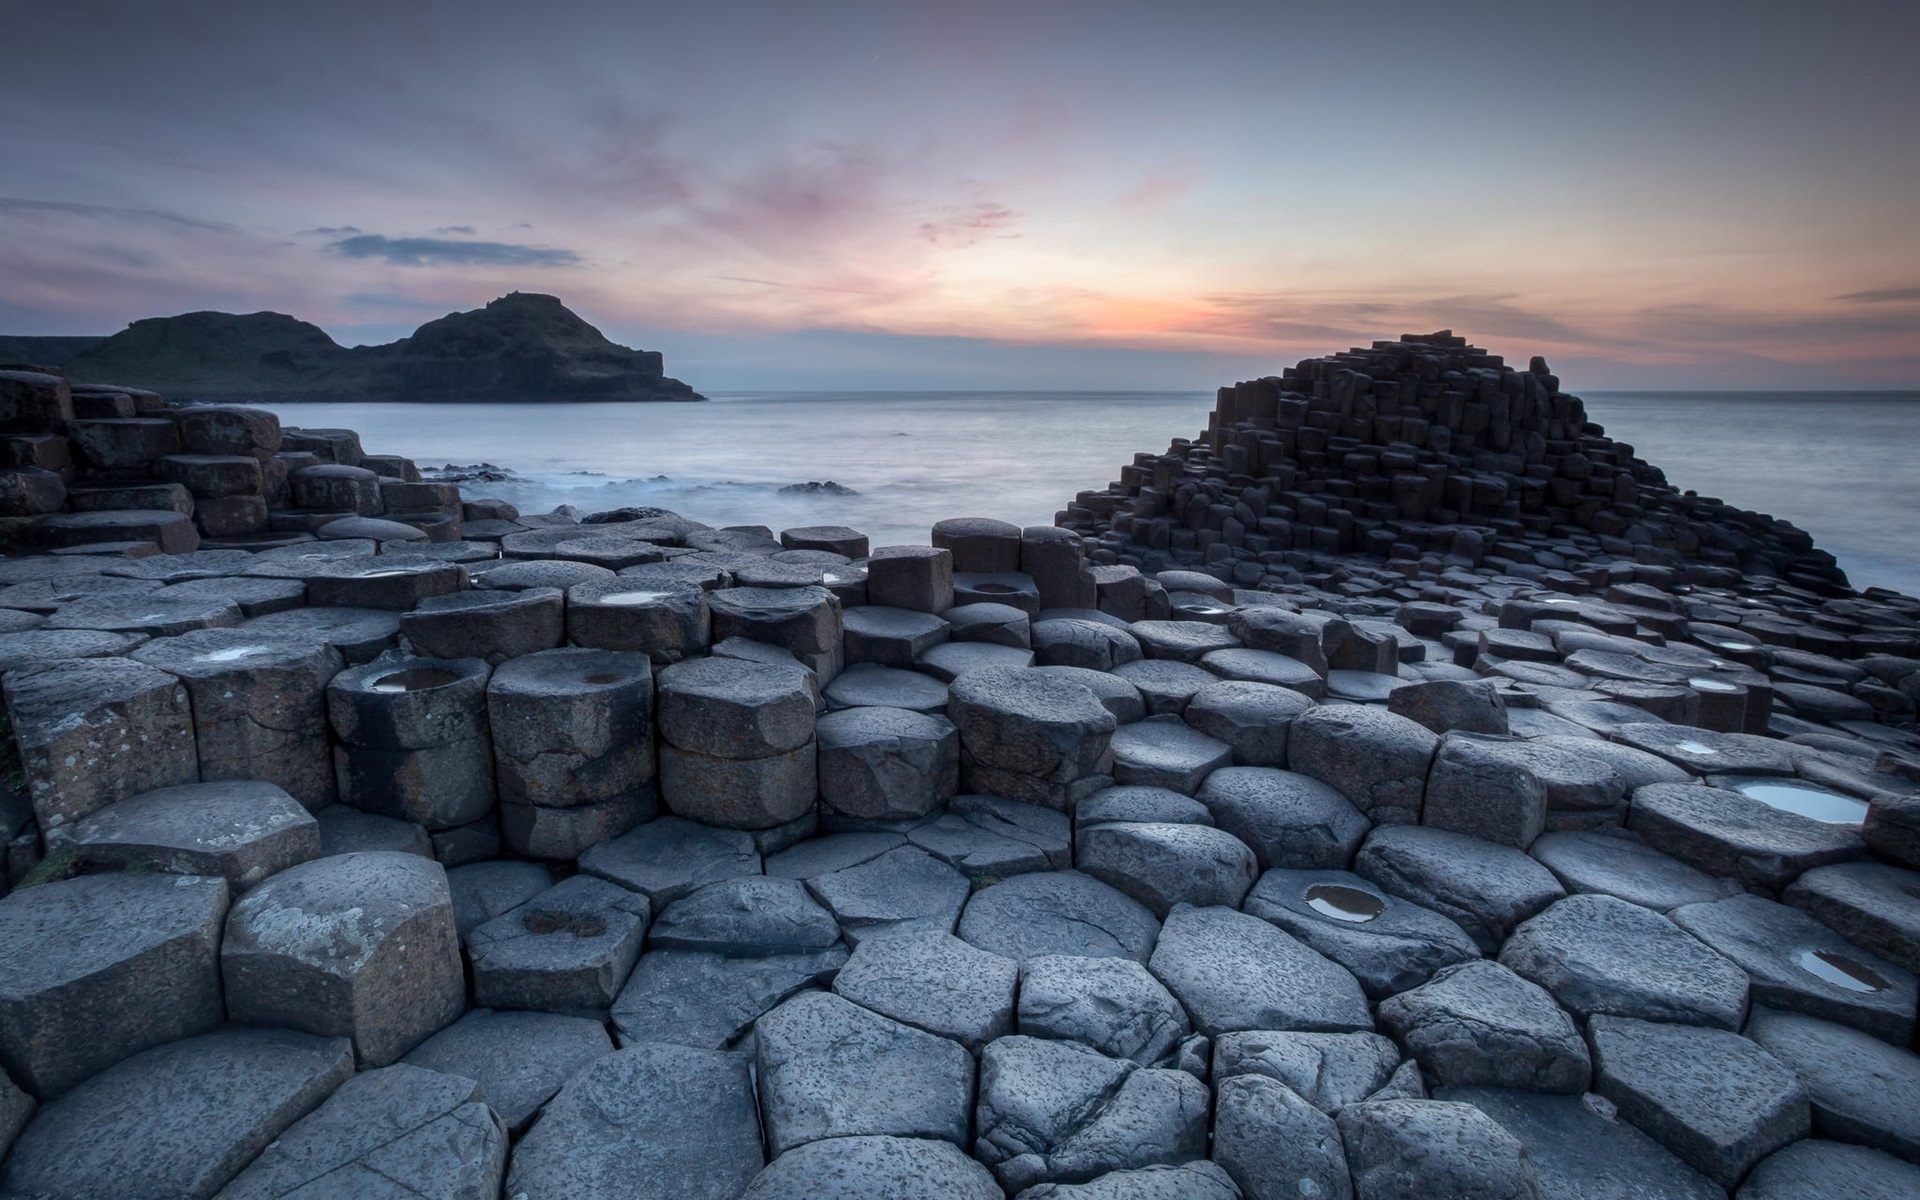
[0,338,1917,1198]
[1062,331,1844,593]
[10,293,702,403]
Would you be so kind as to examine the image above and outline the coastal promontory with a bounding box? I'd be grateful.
[2,292,703,404]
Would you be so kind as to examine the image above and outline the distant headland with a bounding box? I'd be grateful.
[0,292,704,404]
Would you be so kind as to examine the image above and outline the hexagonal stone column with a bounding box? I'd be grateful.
[221,850,465,1065]
[327,656,495,831]
[947,667,1115,808]
[932,517,1023,573]
[468,875,650,1011]
[2,656,198,835]
[290,463,383,513]
[656,657,818,830]
[866,545,954,613]
[0,872,228,1097]
[816,706,959,822]
[488,648,655,858]
[402,586,564,663]
[131,629,343,808]
[0,1027,352,1199]
[66,780,321,888]
[707,585,842,680]
[216,1062,505,1200]
[566,577,710,662]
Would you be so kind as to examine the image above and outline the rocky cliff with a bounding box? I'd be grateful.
[45,292,702,402]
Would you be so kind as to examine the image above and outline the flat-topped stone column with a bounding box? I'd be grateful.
[656,656,818,830]
[488,648,656,858]
[707,585,842,681]
[327,656,496,837]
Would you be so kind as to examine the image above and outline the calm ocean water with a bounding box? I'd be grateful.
[257,390,1920,598]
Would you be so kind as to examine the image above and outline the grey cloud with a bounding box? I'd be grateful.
[299,225,362,236]
[325,234,580,268]
[0,197,230,231]
[1835,285,1920,303]
[434,225,477,235]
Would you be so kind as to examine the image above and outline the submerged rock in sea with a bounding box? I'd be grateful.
[0,330,1916,1197]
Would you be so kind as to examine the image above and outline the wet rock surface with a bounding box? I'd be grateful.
[0,346,1917,1192]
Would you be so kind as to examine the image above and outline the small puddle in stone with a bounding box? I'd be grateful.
[1178,605,1227,617]
[199,644,269,663]
[596,591,671,606]
[1709,639,1758,652]
[1673,740,1719,754]
[1794,947,1890,993]
[1304,884,1385,923]
[1723,777,1869,824]
[358,569,419,579]
[369,667,461,693]
[1688,677,1742,694]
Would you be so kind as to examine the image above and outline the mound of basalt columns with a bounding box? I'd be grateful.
[0,343,1914,1197]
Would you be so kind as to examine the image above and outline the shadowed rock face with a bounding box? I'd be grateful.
[54,292,703,403]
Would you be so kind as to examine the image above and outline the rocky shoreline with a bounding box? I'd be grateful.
[0,336,1916,1199]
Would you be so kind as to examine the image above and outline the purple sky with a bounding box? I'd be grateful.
[3,0,1916,390]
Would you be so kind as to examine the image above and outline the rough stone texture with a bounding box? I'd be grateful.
[1529,830,1742,912]
[3,655,198,833]
[1437,1086,1723,1200]
[741,1134,1003,1200]
[1422,734,1552,848]
[1785,860,1920,975]
[958,870,1161,963]
[221,850,465,1065]
[659,740,818,830]
[1389,678,1510,736]
[217,1062,506,1200]
[1671,892,1918,1043]
[832,929,1016,1049]
[1290,705,1438,825]
[611,945,848,1050]
[1378,960,1588,1093]
[1499,894,1750,1030]
[1337,1098,1542,1200]
[403,1008,613,1133]
[468,874,651,1011]
[0,871,227,1096]
[1182,679,1313,766]
[1198,766,1371,870]
[974,1035,1208,1192]
[1211,1029,1403,1114]
[0,1026,353,1200]
[657,655,816,759]
[1355,825,1566,953]
[578,816,761,904]
[1012,1161,1242,1200]
[506,1043,765,1200]
[755,990,975,1155]
[1745,1005,1920,1161]
[131,629,342,808]
[907,792,1072,880]
[65,779,319,888]
[1109,719,1234,793]
[1212,1073,1352,1200]
[486,646,655,806]
[1148,904,1371,1037]
[403,585,565,663]
[947,666,1116,788]
[651,875,840,956]
[1018,953,1191,1065]
[805,844,971,945]
[1738,1139,1920,1200]
[1629,781,1864,892]
[1246,867,1480,998]
[1076,820,1258,915]
[1589,1014,1810,1187]
[817,705,960,820]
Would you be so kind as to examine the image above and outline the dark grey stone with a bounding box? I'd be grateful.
[1738,1139,1920,1200]
[1378,960,1587,1092]
[1077,821,1258,916]
[65,779,320,888]
[1435,1086,1722,1200]
[216,1062,506,1200]
[1147,904,1371,1037]
[1499,893,1750,1030]
[741,1134,1003,1200]
[402,586,564,662]
[833,928,1016,1049]
[1182,680,1314,766]
[1589,1014,1809,1186]
[1018,954,1190,1065]
[1355,825,1565,953]
[1629,782,1864,892]
[907,792,1072,881]
[1291,705,1438,826]
[1210,1029,1402,1114]
[403,1008,613,1133]
[1212,1073,1351,1200]
[1198,767,1370,871]
[1245,868,1481,998]
[805,844,970,945]
[0,872,227,1096]
[1012,1161,1241,1199]
[1078,785,1215,828]
[958,870,1160,963]
[578,816,761,904]
[651,875,840,956]
[1529,830,1743,912]
[1110,719,1234,794]
[611,945,848,1050]
[221,850,465,1065]
[0,1026,352,1200]
[817,706,959,821]
[756,990,974,1155]
[1337,1098,1541,1200]
[469,875,651,1012]
[506,1043,765,1200]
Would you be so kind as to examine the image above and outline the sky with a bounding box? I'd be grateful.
[2,0,1916,391]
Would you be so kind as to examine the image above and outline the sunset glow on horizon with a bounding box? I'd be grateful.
[4,0,1915,390]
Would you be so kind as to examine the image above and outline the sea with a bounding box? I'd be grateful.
[254,390,1920,599]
